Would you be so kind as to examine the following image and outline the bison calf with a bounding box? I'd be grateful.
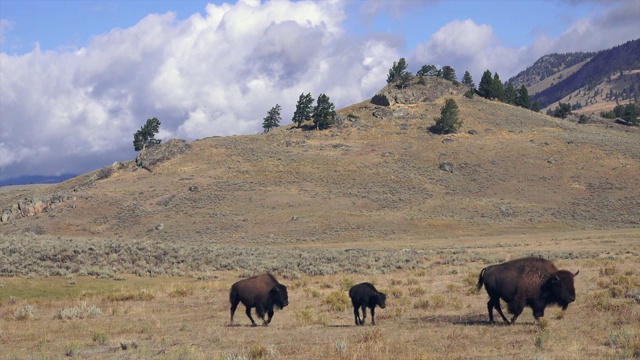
[477,257,578,325]
[229,273,289,327]
[349,282,386,325]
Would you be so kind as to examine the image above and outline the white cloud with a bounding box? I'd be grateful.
[0,0,398,181]
[412,19,526,82]
[411,0,639,83]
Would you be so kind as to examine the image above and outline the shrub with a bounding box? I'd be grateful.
[322,291,350,312]
[57,302,102,320]
[168,287,193,298]
[92,332,109,345]
[338,277,356,291]
[14,304,36,320]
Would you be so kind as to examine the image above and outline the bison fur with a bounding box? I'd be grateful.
[349,282,386,325]
[229,273,289,326]
[476,257,578,325]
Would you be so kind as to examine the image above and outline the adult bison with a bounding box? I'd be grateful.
[229,273,289,326]
[476,257,578,325]
[349,282,386,325]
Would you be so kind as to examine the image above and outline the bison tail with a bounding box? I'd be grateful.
[229,285,237,304]
[476,268,486,291]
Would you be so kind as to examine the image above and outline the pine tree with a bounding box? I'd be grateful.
[312,94,336,130]
[441,65,457,82]
[387,58,409,84]
[478,70,494,99]
[292,93,314,128]
[133,117,161,151]
[432,99,462,134]
[515,85,531,109]
[504,83,516,105]
[552,102,572,119]
[417,64,439,77]
[461,71,474,88]
[493,73,504,101]
[262,104,281,133]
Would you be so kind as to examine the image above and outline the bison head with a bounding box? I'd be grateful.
[377,292,387,309]
[544,270,578,309]
[270,283,289,309]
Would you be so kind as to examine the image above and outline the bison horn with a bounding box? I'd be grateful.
[574,270,580,277]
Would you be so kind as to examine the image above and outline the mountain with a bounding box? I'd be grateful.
[509,39,640,112]
[0,173,77,187]
[1,76,638,243]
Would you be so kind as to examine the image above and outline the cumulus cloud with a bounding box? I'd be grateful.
[411,1,638,83]
[0,0,399,181]
[412,19,527,82]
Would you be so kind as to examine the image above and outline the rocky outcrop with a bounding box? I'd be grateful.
[1,193,75,222]
[135,139,192,172]
[372,76,465,106]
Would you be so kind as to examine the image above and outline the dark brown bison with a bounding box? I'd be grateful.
[476,257,578,325]
[349,282,386,325]
[229,273,289,326]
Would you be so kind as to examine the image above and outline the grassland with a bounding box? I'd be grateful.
[1,230,639,359]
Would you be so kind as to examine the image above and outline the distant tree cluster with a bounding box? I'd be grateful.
[477,69,538,111]
[600,103,638,125]
[386,58,462,89]
[261,92,337,133]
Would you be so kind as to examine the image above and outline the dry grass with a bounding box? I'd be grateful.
[1,232,639,359]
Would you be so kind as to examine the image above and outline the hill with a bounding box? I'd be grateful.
[1,76,638,246]
[509,39,640,114]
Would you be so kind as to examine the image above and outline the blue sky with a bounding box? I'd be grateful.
[0,0,638,182]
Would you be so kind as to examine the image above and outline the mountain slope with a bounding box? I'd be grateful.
[0,77,638,246]
[509,39,640,113]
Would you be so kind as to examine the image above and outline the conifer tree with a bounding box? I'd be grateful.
[292,93,314,128]
[262,104,281,133]
[478,70,494,99]
[515,85,531,109]
[432,99,462,134]
[461,71,474,88]
[387,58,409,84]
[133,117,161,151]
[312,94,336,130]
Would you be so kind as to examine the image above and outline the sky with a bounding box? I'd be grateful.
[0,0,638,183]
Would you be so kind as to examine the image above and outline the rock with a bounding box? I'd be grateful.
[468,130,478,135]
[156,223,164,230]
[136,139,191,172]
[439,162,455,173]
[381,152,396,157]
[188,186,200,192]
[371,94,390,106]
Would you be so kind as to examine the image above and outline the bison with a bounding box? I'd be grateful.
[229,273,289,326]
[476,257,578,325]
[349,282,386,325]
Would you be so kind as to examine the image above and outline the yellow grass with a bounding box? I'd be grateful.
[1,231,639,359]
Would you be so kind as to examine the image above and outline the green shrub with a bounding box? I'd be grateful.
[322,291,350,312]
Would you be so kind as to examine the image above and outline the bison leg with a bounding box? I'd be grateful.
[230,299,240,324]
[245,306,258,327]
[507,303,523,325]
[488,297,510,324]
[265,308,274,325]
[353,306,362,325]
[370,307,376,325]
[360,305,367,325]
